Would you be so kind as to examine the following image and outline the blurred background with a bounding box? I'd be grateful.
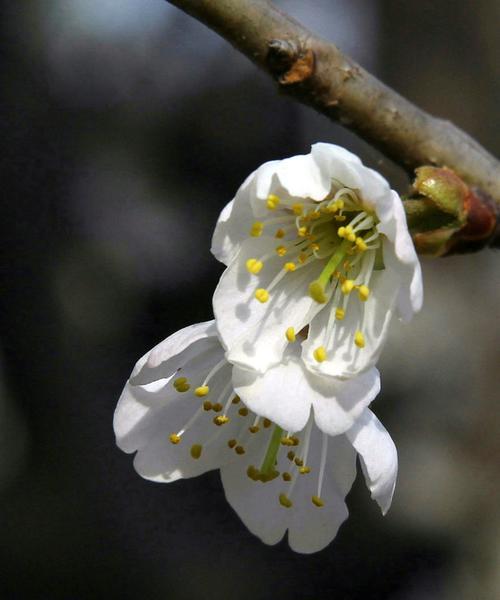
[1,0,499,598]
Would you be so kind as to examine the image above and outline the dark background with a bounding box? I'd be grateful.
[1,1,499,598]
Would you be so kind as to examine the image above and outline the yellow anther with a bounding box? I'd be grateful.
[279,493,293,508]
[227,439,237,449]
[173,377,190,393]
[337,226,346,238]
[266,194,280,210]
[297,226,308,237]
[309,243,320,252]
[169,433,181,445]
[282,472,292,482]
[212,402,223,413]
[246,258,263,275]
[263,418,272,428]
[335,307,345,320]
[337,199,345,209]
[255,288,270,303]
[275,228,285,239]
[312,495,325,507]
[275,245,287,257]
[358,284,370,301]
[238,407,249,417]
[341,225,355,242]
[291,436,300,446]
[284,262,296,272]
[335,215,346,221]
[341,279,355,294]
[292,203,303,216]
[355,237,368,252]
[309,281,328,304]
[285,327,296,343]
[203,400,213,411]
[313,346,328,363]
[190,444,202,459]
[310,210,321,220]
[299,466,311,474]
[195,385,209,397]
[231,395,240,404]
[294,457,304,467]
[287,451,295,461]
[247,465,260,481]
[354,330,365,348]
[280,436,294,446]
[235,445,245,455]
[298,252,308,264]
[249,425,260,434]
[213,415,230,426]
[250,221,264,237]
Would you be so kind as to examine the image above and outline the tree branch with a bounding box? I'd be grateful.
[166,0,500,250]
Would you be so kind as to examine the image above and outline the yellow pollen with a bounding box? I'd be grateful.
[298,226,308,237]
[313,346,328,363]
[356,237,368,252]
[195,385,209,397]
[246,258,263,275]
[337,226,346,238]
[312,495,324,507]
[355,330,366,348]
[190,444,202,459]
[249,425,260,434]
[309,243,320,252]
[340,225,355,242]
[279,493,293,508]
[291,436,300,446]
[250,221,264,237]
[173,376,187,386]
[294,457,304,467]
[266,194,280,210]
[292,203,303,216]
[255,288,270,303]
[335,307,345,320]
[263,418,272,428]
[358,285,370,301]
[299,466,311,474]
[287,451,295,461]
[280,436,295,446]
[275,228,285,239]
[285,327,296,343]
[212,402,223,413]
[203,400,212,411]
[235,445,245,455]
[282,472,292,482]
[309,281,328,303]
[247,465,260,481]
[173,377,190,393]
[341,279,355,294]
[169,433,181,445]
[238,407,249,417]
[231,395,240,404]
[275,245,287,257]
[213,415,230,426]
[335,215,346,221]
[284,261,296,272]
[227,439,237,449]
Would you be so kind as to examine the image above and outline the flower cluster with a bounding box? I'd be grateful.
[114,143,423,553]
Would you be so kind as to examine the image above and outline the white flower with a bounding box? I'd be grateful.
[212,143,422,378]
[114,320,398,554]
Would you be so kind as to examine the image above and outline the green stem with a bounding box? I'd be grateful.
[260,425,283,476]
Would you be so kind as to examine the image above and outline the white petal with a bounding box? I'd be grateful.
[302,267,399,378]
[287,429,357,553]
[345,408,398,514]
[220,427,289,546]
[377,191,423,321]
[309,368,381,436]
[213,236,324,373]
[232,359,312,433]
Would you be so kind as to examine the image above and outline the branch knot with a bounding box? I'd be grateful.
[267,39,314,85]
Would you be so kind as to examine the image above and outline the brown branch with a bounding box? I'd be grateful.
[166,0,500,250]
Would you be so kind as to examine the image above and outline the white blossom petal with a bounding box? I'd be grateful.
[345,408,398,514]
